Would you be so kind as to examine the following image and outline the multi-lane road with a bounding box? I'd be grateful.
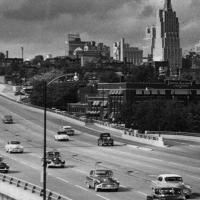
[0,96,200,200]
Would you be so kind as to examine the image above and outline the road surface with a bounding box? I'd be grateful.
[0,96,200,200]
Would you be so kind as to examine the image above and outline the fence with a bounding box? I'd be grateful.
[0,173,71,200]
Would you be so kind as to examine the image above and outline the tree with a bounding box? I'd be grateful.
[99,71,120,83]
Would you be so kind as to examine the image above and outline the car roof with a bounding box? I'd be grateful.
[158,174,181,178]
[100,133,110,135]
[9,141,20,143]
[62,126,72,128]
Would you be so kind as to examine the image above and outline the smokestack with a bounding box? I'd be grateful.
[21,46,24,60]
[6,50,8,58]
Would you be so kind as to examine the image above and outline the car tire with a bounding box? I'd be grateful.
[94,184,99,192]
[114,188,118,192]
[86,182,91,189]
[185,195,190,199]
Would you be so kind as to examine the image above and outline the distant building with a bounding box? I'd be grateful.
[74,40,110,67]
[143,25,156,59]
[194,41,200,55]
[153,0,182,76]
[68,33,87,56]
[113,38,143,65]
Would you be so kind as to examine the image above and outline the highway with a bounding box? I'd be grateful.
[0,96,200,200]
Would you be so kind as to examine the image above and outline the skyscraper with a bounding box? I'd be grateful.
[153,0,182,76]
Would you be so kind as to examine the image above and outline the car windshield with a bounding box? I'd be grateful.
[158,188,182,195]
[101,133,110,137]
[63,126,72,130]
[57,131,67,135]
[165,177,183,182]
[10,141,20,144]
[47,152,60,158]
[95,170,113,177]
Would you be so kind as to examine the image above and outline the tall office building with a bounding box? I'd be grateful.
[153,0,182,76]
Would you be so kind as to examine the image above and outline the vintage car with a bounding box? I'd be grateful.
[97,133,114,146]
[152,174,192,198]
[147,185,186,200]
[5,141,24,153]
[54,131,70,141]
[0,157,9,173]
[61,126,75,136]
[44,151,65,168]
[2,115,13,124]
[85,169,120,192]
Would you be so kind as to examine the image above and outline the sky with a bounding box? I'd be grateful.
[0,0,199,59]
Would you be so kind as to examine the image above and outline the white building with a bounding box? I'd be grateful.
[113,38,143,65]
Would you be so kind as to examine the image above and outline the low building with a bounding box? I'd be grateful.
[113,38,143,65]
[89,80,200,122]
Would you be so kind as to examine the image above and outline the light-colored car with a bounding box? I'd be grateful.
[5,141,24,153]
[61,126,75,136]
[152,174,192,198]
[147,185,186,200]
[54,131,70,141]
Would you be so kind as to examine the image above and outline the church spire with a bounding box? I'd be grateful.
[164,0,172,10]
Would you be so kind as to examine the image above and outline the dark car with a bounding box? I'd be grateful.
[2,115,13,124]
[85,169,120,192]
[0,161,9,173]
[43,151,65,168]
[98,133,114,146]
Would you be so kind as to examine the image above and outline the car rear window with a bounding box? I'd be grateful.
[10,141,20,144]
[165,177,183,182]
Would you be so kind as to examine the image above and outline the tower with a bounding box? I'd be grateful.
[153,0,182,76]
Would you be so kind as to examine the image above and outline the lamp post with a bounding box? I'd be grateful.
[42,74,78,200]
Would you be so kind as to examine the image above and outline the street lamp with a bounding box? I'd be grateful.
[42,74,78,200]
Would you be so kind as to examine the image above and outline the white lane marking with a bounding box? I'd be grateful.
[96,194,110,200]
[56,176,69,184]
[72,168,88,175]
[137,191,147,196]
[75,185,88,191]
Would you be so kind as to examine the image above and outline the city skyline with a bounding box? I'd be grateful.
[0,0,199,59]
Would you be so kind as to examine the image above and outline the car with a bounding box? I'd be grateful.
[61,126,75,136]
[44,151,65,168]
[2,115,13,124]
[152,174,192,198]
[0,157,9,173]
[85,169,120,192]
[54,131,70,141]
[147,185,186,200]
[97,133,114,146]
[5,141,24,153]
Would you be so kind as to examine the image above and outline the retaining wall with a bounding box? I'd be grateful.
[122,130,165,147]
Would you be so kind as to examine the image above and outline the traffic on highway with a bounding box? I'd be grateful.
[0,96,200,200]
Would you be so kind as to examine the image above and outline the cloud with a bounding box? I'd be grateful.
[2,0,142,21]
[0,0,199,58]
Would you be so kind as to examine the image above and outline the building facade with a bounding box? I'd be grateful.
[113,38,143,65]
[153,0,182,76]
[89,80,200,121]
[143,25,156,59]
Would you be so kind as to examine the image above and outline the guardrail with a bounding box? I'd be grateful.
[0,173,70,200]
